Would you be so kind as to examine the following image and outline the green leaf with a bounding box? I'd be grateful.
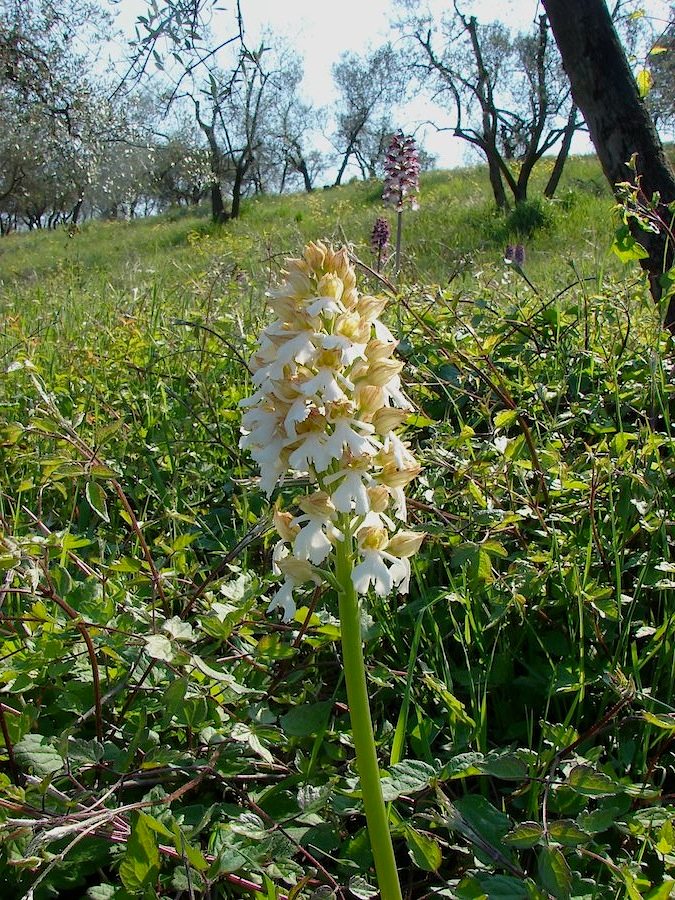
[642,712,675,732]
[380,760,438,801]
[471,548,494,585]
[612,224,649,263]
[480,752,527,780]
[636,67,653,97]
[645,881,675,899]
[566,765,622,797]
[119,812,160,893]
[280,700,332,737]
[453,794,511,846]
[402,823,442,871]
[503,821,543,848]
[172,823,209,871]
[548,819,591,846]
[349,876,379,899]
[538,846,571,899]
[494,409,518,430]
[86,480,110,523]
[15,734,64,776]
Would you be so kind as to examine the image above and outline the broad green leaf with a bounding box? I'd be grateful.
[453,794,512,846]
[566,765,622,797]
[280,700,332,737]
[494,409,518,430]
[577,801,627,834]
[119,812,160,893]
[548,819,592,846]
[471,548,494,585]
[30,416,60,434]
[538,846,571,899]
[86,480,110,523]
[480,752,528,780]
[402,823,442,871]
[503,821,543,848]
[467,480,488,509]
[15,734,64,776]
[612,224,649,263]
[457,874,532,898]
[380,760,438,801]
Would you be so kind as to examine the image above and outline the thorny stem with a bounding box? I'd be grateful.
[0,703,22,785]
[37,584,103,743]
[334,522,402,900]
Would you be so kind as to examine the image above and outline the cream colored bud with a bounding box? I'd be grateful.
[285,264,312,297]
[274,508,300,542]
[366,339,397,361]
[304,241,327,272]
[367,485,390,513]
[355,384,384,417]
[357,295,388,322]
[297,490,335,518]
[378,461,422,488]
[371,407,409,435]
[386,530,425,558]
[317,272,344,301]
[277,555,320,584]
[360,358,404,388]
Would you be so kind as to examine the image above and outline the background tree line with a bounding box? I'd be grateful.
[1,0,673,233]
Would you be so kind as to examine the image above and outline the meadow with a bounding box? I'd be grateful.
[0,155,673,899]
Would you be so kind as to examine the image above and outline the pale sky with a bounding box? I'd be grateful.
[111,0,674,171]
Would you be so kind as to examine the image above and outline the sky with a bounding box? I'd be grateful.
[110,0,674,173]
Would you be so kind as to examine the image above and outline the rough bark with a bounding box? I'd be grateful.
[544,104,577,199]
[542,0,675,330]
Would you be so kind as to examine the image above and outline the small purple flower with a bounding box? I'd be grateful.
[371,217,390,254]
[382,131,420,212]
[505,244,525,266]
[371,217,391,273]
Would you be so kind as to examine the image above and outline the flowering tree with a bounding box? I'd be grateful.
[240,241,424,900]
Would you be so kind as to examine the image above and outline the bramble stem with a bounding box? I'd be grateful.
[335,529,402,900]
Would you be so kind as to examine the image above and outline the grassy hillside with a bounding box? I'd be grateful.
[0,156,673,900]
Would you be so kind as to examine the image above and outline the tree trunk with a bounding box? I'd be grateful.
[211,182,228,223]
[544,104,578,199]
[486,151,508,210]
[231,161,246,220]
[542,0,675,330]
[298,158,313,193]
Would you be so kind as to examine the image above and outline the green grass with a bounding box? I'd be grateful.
[0,154,673,899]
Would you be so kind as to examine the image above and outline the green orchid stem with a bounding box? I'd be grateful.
[395,209,403,274]
[335,535,403,900]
